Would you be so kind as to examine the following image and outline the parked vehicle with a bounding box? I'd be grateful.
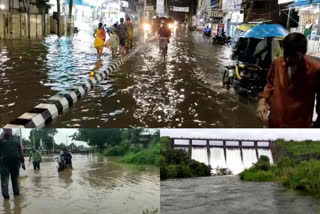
[222,24,289,96]
[212,34,231,45]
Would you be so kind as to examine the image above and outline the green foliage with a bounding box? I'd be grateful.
[240,155,320,197]
[254,155,271,171]
[104,140,131,156]
[74,129,123,152]
[240,168,275,181]
[160,137,211,180]
[29,129,58,150]
[275,139,320,156]
[121,143,160,166]
[143,208,159,214]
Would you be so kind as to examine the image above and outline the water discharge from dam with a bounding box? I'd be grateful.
[191,147,273,174]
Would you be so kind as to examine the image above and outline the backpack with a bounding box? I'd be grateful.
[0,137,21,163]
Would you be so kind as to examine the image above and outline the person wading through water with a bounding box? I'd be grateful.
[93,23,106,58]
[29,149,42,170]
[257,33,320,128]
[117,18,128,56]
[0,129,25,199]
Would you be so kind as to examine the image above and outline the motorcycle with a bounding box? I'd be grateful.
[203,31,211,38]
[222,62,267,96]
[212,34,231,45]
[56,157,72,172]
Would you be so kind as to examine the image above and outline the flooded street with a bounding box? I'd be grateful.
[0,154,159,214]
[161,176,320,214]
[1,29,261,128]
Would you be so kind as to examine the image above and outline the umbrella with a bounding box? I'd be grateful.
[236,24,256,32]
[242,24,289,38]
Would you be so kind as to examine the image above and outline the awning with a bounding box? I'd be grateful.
[289,0,312,7]
[66,0,91,7]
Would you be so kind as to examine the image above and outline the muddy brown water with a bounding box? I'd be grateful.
[0,154,159,214]
[161,176,320,214]
[0,29,261,128]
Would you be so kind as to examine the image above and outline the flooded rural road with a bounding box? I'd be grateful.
[0,154,159,214]
[161,176,320,214]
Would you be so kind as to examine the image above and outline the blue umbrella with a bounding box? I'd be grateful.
[242,24,289,38]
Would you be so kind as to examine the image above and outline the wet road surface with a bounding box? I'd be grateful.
[0,155,159,214]
[0,29,261,128]
[161,176,320,214]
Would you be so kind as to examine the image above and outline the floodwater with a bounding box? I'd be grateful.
[0,28,261,128]
[0,155,160,214]
[161,176,320,214]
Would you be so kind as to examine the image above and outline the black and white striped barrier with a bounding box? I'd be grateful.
[4,42,149,128]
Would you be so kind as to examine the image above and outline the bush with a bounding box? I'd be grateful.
[160,137,211,180]
[240,168,274,182]
[254,155,271,171]
[121,143,160,166]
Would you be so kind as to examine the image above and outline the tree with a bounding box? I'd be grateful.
[29,129,58,150]
[73,129,123,152]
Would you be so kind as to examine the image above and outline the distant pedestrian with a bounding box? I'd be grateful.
[107,28,119,58]
[126,17,134,51]
[93,23,106,58]
[0,129,25,200]
[117,18,128,56]
[257,33,320,128]
[29,149,42,170]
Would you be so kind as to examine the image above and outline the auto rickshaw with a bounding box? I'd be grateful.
[222,24,288,96]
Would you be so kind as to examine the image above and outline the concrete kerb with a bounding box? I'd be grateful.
[4,38,153,128]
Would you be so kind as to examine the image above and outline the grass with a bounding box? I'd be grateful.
[275,139,320,156]
[240,155,320,197]
[103,141,160,169]
[121,143,160,167]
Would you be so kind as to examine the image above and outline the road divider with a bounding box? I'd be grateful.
[4,37,155,128]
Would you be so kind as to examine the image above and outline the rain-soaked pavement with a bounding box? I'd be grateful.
[0,28,262,128]
[0,154,160,214]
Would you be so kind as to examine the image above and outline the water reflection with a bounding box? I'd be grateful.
[0,155,159,214]
[161,176,320,214]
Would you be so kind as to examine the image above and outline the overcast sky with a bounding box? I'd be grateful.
[160,129,320,141]
[2,129,89,147]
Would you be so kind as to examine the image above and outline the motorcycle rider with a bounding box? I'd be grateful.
[203,26,211,37]
[158,20,172,52]
[64,151,73,169]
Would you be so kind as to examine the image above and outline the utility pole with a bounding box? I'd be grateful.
[19,129,23,152]
[57,0,61,36]
[144,0,147,23]
[67,0,73,35]
[32,131,35,148]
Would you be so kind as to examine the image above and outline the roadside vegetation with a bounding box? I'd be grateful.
[240,140,320,197]
[101,129,160,167]
[160,137,211,180]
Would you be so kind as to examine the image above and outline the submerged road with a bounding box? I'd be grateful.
[0,155,159,214]
[0,29,261,128]
[161,176,320,214]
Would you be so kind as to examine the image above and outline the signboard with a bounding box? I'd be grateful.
[145,6,155,11]
[172,6,190,12]
[120,1,129,8]
[217,23,225,35]
[211,0,218,7]
[278,0,294,4]
[231,11,244,23]
[157,0,165,16]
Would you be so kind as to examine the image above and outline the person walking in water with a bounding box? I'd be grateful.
[117,18,128,56]
[0,129,25,199]
[93,23,106,58]
[108,28,119,58]
[126,17,134,52]
[29,149,42,170]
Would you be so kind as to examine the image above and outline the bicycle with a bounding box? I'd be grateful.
[160,37,169,61]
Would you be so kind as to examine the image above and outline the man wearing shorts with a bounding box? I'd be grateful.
[117,18,128,56]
